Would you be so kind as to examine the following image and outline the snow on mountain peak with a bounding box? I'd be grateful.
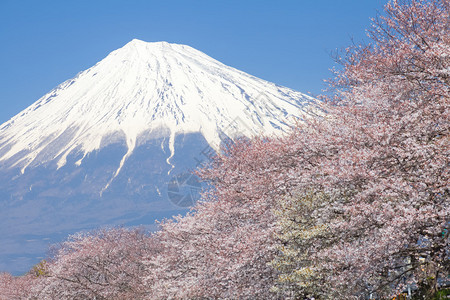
[0,39,318,185]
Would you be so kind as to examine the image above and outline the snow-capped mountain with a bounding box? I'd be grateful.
[0,39,319,274]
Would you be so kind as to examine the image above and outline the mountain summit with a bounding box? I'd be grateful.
[0,39,315,177]
[0,40,319,274]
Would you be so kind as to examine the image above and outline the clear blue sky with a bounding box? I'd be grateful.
[0,0,386,125]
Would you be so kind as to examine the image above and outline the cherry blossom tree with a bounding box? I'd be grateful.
[272,0,449,298]
[0,272,36,299]
[142,138,285,299]
[30,227,156,299]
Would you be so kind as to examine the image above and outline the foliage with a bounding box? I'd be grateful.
[429,289,450,300]
[270,190,334,298]
[29,260,49,278]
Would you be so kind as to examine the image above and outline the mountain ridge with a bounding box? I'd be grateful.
[0,39,320,274]
[0,39,317,184]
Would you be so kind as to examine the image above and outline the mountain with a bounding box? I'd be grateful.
[0,39,319,274]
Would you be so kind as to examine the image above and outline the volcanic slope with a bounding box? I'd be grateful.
[0,39,319,274]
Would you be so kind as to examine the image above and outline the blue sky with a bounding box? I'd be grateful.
[0,0,385,124]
